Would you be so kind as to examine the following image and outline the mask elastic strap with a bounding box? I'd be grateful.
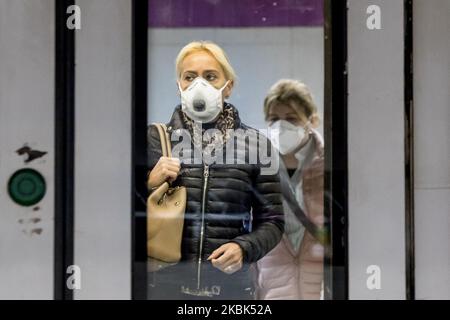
[303,119,312,132]
[220,80,230,92]
[177,81,183,93]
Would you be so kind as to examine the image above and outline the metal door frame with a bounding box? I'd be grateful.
[323,0,349,300]
[54,0,75,300]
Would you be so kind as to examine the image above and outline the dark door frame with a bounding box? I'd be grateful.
[404,0,415,301]
[323,0,349,300]
[54,0,75,300]
[131,0,149,300]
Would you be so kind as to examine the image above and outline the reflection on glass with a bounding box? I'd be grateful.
[143,0,325,300]
[259,79,325,300]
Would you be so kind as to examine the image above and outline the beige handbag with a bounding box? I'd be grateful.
[147,123,186,265]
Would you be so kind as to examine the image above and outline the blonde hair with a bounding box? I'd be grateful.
[175,41,236,82]
[263,79,320,126]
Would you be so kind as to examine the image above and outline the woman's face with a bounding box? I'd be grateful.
[266,102,309,127]
[178,51,233,99]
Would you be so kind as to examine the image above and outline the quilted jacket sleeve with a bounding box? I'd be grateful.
[230,133,285,263]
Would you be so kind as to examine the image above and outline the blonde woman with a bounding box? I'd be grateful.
[146,41,284,300]
[257,79,325,300]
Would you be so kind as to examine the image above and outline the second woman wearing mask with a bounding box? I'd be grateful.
[257,79,325,300]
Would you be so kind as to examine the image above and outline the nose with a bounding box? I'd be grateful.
[193,99,206,112]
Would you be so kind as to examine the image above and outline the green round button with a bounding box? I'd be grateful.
[8,169,46,206]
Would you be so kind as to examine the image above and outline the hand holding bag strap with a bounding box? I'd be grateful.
[152,123,175,188]
[147,123,186,265]
[147,123,168,191]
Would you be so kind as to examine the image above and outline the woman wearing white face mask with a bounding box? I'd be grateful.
[146,41,284,300]
[256,79,325,300]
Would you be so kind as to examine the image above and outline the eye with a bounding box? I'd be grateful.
[286,117,300,125]
[267,117,278,124]
[183,74,196,82]
[205,73,218,81]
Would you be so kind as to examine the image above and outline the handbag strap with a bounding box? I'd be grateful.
[278,167,323,244]
[152,123,172,158]
[147,123,174,191]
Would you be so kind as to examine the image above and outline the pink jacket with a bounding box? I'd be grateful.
[256,130,325,300]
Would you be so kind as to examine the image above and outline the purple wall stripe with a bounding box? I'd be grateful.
[149,0,324,28]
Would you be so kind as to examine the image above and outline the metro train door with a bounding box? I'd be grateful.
[412,0,450,300]
[0,0,134,299]
[132,0,349,300]
[5,0,448,301]
[0,0,56,299]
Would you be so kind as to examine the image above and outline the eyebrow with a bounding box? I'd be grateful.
[268,112,298,117]
[183,69,219,74]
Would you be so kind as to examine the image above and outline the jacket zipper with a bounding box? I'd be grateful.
[197,163,209,290]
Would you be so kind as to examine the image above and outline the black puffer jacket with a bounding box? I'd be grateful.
[147,104,284,295]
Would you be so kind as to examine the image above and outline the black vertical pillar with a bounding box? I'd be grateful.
[132,0,149,300]
[404,0,415,301]
[54,0,75,300]
[324,0,349,300]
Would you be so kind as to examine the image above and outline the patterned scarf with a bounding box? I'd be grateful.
[180,103,237,155]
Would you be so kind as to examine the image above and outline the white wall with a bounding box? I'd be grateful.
[347,0,406,299]
[413,0,450,300]
[74,0,132,299]
[148,27,324,133]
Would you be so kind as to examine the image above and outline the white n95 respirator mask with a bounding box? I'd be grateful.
[268,120,309,155]
[178,77,230,123]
